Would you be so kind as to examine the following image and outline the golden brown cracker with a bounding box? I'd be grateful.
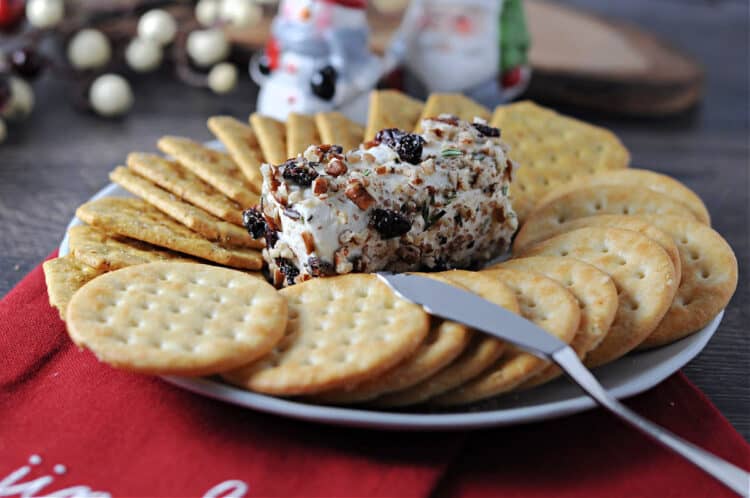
[250,113,287,165]
[415,93,491,132]
[43,255,104,320]
[69,224,192,271]
[127,152,245,226]
[207,115,264,193]
[314,111,365,151]
[365,90,424,140]
[513,185,697,252]
[66,262,286,376]
[521,227,678,367]
[434,268,580,405]
[110,167,261,250]
[286,113,321,158]
[76,197,263,270]
[157,135,258,207]
[222,274,430,396]
[635,215,738,349]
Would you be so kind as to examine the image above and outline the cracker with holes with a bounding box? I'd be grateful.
[207,116,264,193]
[76,197,263,270]
[488,257,618,388]
[127,152,245,226]
[434,268,580,406]
[286,113,320,158]
[513,214,682,284]
[222,274,430,396]
[491,101,630,221]
[374,271,519,407]
[520,227,678,367]
[513,185,698,252]
[365,90,424,141]
[536,169,710,225]
[110,166,261,250]
[158,136,258,207]
[69,225,193,271]
[634,215,737,349]
[65,262,287,375]
[415,93,491,133]
[43,255,105,320]
[250,113,287,165]
[314,111,365,152]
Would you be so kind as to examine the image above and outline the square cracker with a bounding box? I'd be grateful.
[490,101,630,220]
[314,111,365,151]
[364,90,424,140]
[414,93,491,132]
[286,113,320,158]
[69,224,193,271]
[127,152,244,226]
[110,166,262,250]
[43,255,104,320]
[76,197,263,270]
[207,116,264,193]
[157,135,258,207]
[250,113,287,165]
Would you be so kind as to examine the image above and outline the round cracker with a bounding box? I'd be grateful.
[535,169,711,225]
[66,262,287,376]
[222,274,430,396]
[513,214,682,285]
[374,272,519,407]
[635,215,738,349]
[520,227,678,367]
[434,269,580,406]
[490,257,618,388]
[513,185,698,252]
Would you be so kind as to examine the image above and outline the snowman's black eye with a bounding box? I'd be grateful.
[311,65,337,101]
[258,54,272,76]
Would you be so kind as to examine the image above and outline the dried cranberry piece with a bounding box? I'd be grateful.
[472,122,501,137]
[308,257,334,277]
[10,47,44,79]
[0,76,11,111]
[242,208,267,239]
[265,230,279,249]
[375,128,424,165]
[276,258,300,285]
[370,208,412,239]
[281,159,319,186]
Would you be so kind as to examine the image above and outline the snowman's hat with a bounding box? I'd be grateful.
[321,0,367,9]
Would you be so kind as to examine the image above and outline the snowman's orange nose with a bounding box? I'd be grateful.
[299,7,311,21]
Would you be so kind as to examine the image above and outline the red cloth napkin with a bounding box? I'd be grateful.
[1,255,748,498]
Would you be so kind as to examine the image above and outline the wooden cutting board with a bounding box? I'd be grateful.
[228,0,703,116]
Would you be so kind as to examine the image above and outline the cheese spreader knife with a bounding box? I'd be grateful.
[378,272,749,497]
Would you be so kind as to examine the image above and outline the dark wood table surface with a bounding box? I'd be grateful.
[1,0,748,438]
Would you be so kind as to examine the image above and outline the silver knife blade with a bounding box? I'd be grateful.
[378,272,568,358]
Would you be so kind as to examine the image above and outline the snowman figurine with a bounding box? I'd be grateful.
[251,0,382,123]
[390,0,531,107]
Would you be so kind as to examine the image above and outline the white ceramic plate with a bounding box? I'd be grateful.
[60,183,722,431]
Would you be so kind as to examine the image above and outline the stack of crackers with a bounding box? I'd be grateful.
[43,91,739,409]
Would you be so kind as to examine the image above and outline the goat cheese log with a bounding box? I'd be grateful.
[243,116,518,287]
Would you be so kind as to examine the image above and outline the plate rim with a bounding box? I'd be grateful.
[59,183,722,431]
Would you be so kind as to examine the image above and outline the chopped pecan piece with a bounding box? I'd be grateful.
[312,177,329,195]
[325,158,347,176]
[345,180,376,210]
[301,231,316,254]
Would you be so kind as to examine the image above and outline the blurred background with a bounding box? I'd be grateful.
[0,0,747,436]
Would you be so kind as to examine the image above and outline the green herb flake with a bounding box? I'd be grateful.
[425,209,446,230]
[441,148,463,158]
[501,184,509,196]
[363,169,371,176]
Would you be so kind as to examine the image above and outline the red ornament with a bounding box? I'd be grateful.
[502,66,523,88]
[0,0,25,32]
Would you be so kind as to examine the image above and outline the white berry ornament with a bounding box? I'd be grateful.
[67,29,112,70]
[89,74,133,118]
[1,77,34,121]
[0,118,7,144]
[208,62,238,94]
[220,0,262,28]
[138,9,177,47]
[195,0,221,27]
[126,37,163,73]
[187,28,230,68]
[26,0,64,29]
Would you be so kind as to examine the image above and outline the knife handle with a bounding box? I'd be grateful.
[552,347,750,497]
